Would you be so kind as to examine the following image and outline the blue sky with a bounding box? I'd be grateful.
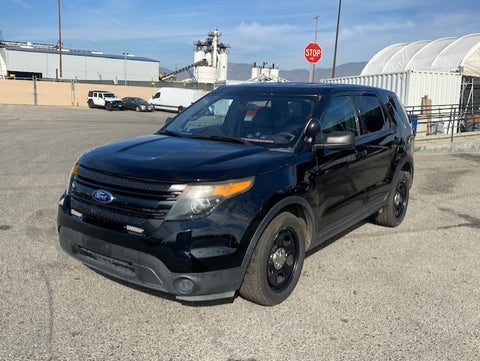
[1,0,479,70]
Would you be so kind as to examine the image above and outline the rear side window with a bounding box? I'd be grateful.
[388,96,410,126]
[321,96,358,136]
[355,95,389,133]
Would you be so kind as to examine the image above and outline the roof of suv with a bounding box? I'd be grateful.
[218,82,394,97]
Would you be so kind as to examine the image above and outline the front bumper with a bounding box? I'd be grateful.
[59,225,243,301]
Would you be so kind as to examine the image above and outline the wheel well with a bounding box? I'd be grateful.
[277,204,314,251]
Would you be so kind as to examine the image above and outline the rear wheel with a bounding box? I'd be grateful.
[88,100,94,108]
[240,212,306,306]
[374,171,409,227]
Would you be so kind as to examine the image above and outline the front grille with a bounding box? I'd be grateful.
[70,165,183,234]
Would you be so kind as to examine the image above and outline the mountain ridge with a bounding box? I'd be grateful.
[160,61,367,82]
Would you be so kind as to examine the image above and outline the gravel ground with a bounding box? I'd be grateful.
[0,105,479,360]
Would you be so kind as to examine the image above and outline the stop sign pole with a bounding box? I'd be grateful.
[307,15,321,83]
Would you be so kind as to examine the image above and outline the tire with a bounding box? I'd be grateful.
[135,106,140,112]
[105,103,112,111]
[374,171,410,227]
[178,106,184,113]
[88,100,94,108]
[240,212,306,306]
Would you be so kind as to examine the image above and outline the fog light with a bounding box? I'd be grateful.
[173,277,195,295]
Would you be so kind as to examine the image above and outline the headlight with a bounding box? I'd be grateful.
[166,178,254,220]
[140,105,146,109]
[65,163,78,195]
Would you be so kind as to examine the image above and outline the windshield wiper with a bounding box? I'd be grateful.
[190,135,250,145]
[157,130,185,137]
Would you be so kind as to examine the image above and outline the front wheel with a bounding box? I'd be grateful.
[240,212,306,306]
[374,171,410,227]
[105,103,112,111]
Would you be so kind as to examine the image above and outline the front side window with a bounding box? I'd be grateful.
[355,95,389,133]
[321,96,358,136]
[163,92,318,150]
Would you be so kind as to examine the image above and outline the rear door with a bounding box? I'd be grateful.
[351,92,396,200]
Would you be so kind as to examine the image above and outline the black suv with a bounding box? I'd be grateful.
[58,83,414,306]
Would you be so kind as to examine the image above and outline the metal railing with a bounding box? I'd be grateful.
[405,103,480,142]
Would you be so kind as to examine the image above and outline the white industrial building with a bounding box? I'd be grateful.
[159,28,229,84]
[0,39,159,82]
[323,33,480,109]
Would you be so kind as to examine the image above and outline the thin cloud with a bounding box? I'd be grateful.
[12,0,31,9]
[91,9,122,25]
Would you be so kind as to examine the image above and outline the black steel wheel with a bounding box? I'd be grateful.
[374,171,410,227]
[240,212,306,306]
[105,102,112,111]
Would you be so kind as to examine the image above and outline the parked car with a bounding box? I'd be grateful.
[122,97,154,112]
[58,83,414,306]
[148,87,204,112]
[87,90,124,111]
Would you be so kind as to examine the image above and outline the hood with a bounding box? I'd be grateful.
[78,135,296,182]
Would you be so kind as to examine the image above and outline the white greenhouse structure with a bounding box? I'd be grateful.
[324,34,480,109]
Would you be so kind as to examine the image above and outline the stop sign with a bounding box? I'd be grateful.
[304,42,322,63]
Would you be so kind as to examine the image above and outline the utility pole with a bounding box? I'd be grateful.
[57,0,63,79]
[123,52,128,86]
[332,0,342,78]
[309,15,319,83]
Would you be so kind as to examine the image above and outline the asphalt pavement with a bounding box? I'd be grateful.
[0,105,479,360]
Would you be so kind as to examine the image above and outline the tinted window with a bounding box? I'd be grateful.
[388,96,410,126]
[321,96,358,136]
[355,95,388,133]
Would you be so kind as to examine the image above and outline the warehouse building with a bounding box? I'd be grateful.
[0,39,159,83]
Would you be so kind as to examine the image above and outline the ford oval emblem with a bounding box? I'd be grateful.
[91,189,115,204]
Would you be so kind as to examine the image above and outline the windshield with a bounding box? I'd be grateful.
[133,98,148,105]
[163,91,318,150]
[104,93,115,98]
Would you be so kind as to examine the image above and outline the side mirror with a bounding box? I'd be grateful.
[303,118,321,144]
[314,131,356,150]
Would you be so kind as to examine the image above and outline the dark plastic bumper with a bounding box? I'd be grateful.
[58,225,243,301]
